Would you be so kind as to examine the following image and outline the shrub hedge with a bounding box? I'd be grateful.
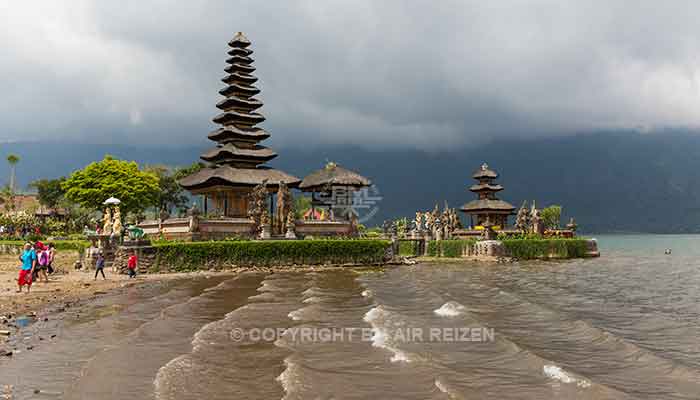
[398,240,421,257]
[154,239,391,271]
[426,239,476,258]
[502,238,588,259]
[0,239,90,254]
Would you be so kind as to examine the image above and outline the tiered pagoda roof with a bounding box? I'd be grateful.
[299,163,372,192]
[179,32,299,191]
[460,163,515,214]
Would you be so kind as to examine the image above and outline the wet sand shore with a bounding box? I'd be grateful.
[0,252,244,360]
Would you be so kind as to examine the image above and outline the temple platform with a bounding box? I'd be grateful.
[138,217,355,240]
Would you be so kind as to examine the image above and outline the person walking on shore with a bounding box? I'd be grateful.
[17,243,36,293]
[95,252,106,280]
[127,253,137,279]
[35,242,50,283]
[47,243,56,274]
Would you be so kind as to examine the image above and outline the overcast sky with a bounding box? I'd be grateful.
[1,1,700,149]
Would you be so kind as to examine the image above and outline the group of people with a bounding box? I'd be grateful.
[16,241,139,293]
[16,241,56,293]
[93,251,138,280]
[0,225,42,239]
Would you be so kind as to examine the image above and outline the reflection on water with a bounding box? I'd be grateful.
[1,234,700,399]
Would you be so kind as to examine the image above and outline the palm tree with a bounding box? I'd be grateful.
[6,154,19,193]
[0,185,15,213]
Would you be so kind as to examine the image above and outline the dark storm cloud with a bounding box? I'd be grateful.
[1,1,700,148]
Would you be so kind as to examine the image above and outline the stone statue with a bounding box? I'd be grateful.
[515,200,530,233]
[482,216,496,240]
[248,179,269,234]
[389,221,398,239]
[424,211,434,234]
[433,214,442,240]
[259,207,271,239]
[275,181,292,235]
[414,212,422,231]
[530,201,544,235]
[102,208,113,236]
[285,214,297,239]
[402,220,410,237]
[381,220,391,237]
[112,207,123,236]
[451,208,462,230]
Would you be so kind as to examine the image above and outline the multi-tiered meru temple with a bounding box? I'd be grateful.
[460,163,515,229]
[179,32,300,217]
[138,32,371,240]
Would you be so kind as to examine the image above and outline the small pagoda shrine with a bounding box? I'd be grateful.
[299,162,372,221]
[460,163,515,229]
[179,32,300,217]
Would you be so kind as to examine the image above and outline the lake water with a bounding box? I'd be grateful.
[1,234,699,399]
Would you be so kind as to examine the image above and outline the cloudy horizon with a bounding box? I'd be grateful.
[1,1,700,149]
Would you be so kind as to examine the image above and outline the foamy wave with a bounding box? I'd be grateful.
[257,282,279,292]
[543,365,591,388]
[302,296,320,304]
[277,357,303,399]
[390,350,411,363]
[302,287,322,297]
[363,305,386,323]
[288,308,304,321]
[434,378,449,394]
[363,306,413,363]
[434,301,466,317]
[154,354,192,399]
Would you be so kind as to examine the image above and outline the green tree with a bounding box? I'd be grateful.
[6,154,19,192]
[30,177,67,209]
[173,162,204,181]
[540,205,562,230]
[62,155,160,215]
[0,184,16,213]
[294,195,312,219]
[144,165,189,214]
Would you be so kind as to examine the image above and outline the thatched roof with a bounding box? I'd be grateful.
[469,183,503,192]
[179,32,300,194]
[208,126,270,142]
[200,144,277,163]
[460,199,515,213]
[179,165,300,190]
[227,47,252,57]
[228,32,251,48]
[212,110,265,125]
[221,72,258,86]
[219,83,260,97]
[299,163,371,191]
[216,96,262,112]
[472,163,499,179]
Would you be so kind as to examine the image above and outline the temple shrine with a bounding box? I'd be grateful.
[178,32,300,217]
[138,32,370,240]
[460,163,515,230]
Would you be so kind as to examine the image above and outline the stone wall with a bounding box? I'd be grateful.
[112,245,158,274]
[0,244,22,255]
[138,217,357,241]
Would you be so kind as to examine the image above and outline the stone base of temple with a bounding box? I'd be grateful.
[452,228,577,239]
[138,217,256,241]
[295,220,355,238]
[137,217,357,240]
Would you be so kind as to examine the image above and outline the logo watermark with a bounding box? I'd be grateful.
[315,185,382,224]
[230,326,495,343]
